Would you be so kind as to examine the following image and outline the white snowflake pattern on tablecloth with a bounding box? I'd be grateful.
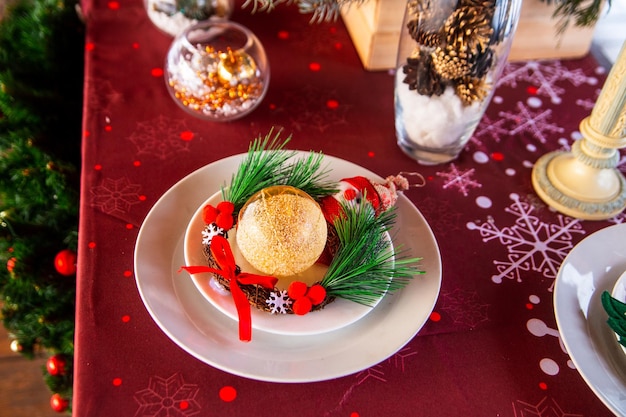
[471,113,510,146]
[512,396,583,417]
[128,115,197,160]
[466,193,585,291]
[436,163,481,196]
[498,102,564,144]
[498,61,595,104]
[134,373,201,417]
[90,177,142,215]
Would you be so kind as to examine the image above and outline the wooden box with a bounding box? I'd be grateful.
[341,0,597,70]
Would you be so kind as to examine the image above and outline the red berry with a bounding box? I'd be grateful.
[287,281,308,300]
[7,257,16,273]
[293,297,312,315]
[54,249,77,276]
[306,284,327,305]
[46,355,66,376]
[215,212,233,230]
[217,201,234,215]
[50,393,69,412]
[203,204,218,224]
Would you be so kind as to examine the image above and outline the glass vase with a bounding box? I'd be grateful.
[164,21,270,122]
[145,0,233,36]
[394,0,522,165]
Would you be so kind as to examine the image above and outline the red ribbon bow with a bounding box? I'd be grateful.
[180,235,278,342]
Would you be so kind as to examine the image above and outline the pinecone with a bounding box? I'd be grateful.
[444,6,493,54]
[459,0,496,13]
[469,48,494,78]
[407,19,441,47]
[402,54,446,97]
[455,76,490,106]
[430,45,472,80]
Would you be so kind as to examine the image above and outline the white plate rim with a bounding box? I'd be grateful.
[134,152,442,382]
[554,223,626,415]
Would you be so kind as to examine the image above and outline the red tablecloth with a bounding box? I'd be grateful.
[74,0,625,415]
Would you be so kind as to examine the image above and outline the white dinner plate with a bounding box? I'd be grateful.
[183,191,389,336]
[554,223,626,415]
[134,152,442,382]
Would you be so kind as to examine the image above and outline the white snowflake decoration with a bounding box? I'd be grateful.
[266,290,292,314]
[201,223,225,245]
[466,193,585,291]
[436,163,481,197]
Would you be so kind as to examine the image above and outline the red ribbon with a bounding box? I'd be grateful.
[180,235,277,342]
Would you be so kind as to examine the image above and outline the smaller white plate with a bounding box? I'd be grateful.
[183,192,386,336]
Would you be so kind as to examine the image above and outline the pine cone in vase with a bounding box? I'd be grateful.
[430,45,473,80]
[455,76,490,105]
[444,6,494,55]
[402,53,447,96]
[407,19,441,47]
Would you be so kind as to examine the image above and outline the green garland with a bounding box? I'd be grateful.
[0,0,84,412]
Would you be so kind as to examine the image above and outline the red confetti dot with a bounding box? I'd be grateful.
[126,223,134,230]
[105,125,112,132]
[329,27,337,34]
[367,151,375,158]
[427,175,434,181]
[108,1,120,9]
[123,270,133,277]
[139,195,147,201]
[539,382,548,390]
[94,164,102,170]
[85,42,95,51]
[112,378,122,386]
[122,315,131,323]
[269,103,276,110]
[133,160,141,167]
[179,401,189,410]
[277,30,289,40]
[350,413,360,417]
[527,86,538,95]
[334,42,342,50]
[180,130,194,141]
[84,130,91,137]
[219,386,237,402]
[525,303,533,310]
[309,62,321,72]
[88,241,96,249]
[132,42,140,49]
[326,99,339,109]
[430,311,441,322]
[491,152,504,161]
[151,68,164,77]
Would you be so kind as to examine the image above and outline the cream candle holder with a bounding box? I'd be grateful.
[532,41,626,220]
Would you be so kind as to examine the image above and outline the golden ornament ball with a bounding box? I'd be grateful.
[217,49,257,85]
[236,185,327,277]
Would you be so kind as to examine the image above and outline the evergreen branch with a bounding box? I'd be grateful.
[222,129,296,211]
[321,200,424,306]
[278,152,337,200]
[241,0,366,23]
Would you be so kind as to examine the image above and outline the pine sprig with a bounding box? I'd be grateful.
[222,129,337,213]
[241,0,366,23]
[222,130,296,211]
[280,152,337,200]
[321,200,424,306]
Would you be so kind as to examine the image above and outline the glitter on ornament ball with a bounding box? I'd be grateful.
[236,186,327,277]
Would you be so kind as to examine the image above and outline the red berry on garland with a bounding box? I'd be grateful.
[287,281,308,300]
[217,201,234,215]
[215,212,234,230]
[306,284,327,305]
[54,249,77,276]
[203,204,218,224]
[50,393,69,412]
[7,257,16,273]
[46,354,66,376]
[293,297,312,315]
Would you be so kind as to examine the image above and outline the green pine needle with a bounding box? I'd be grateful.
[222,129,337,213]
[322,200,424,306]
[222,129,296,210]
